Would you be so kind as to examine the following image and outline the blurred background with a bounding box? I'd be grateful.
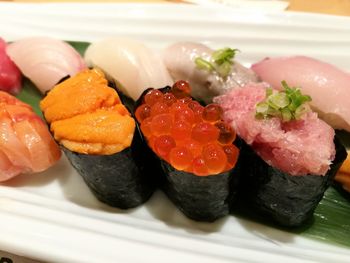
[0,0,349,16]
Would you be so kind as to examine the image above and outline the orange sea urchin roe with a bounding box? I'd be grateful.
[136,80,239,176]
[40,69,135,155]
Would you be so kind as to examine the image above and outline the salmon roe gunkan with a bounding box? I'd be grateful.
[135,80,239,176]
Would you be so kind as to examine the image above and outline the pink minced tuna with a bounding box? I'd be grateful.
[214,82,336,176]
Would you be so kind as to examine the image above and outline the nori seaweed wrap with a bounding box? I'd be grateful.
[40,69,155,209]
[61,129,154,209]
[134,81,241,221]
[239,137,347,227]
[160,159,240,222]
[214,82,348,227]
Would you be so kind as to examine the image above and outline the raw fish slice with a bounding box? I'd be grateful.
[84,37,173,101]
[163,42,258,103]
[0,117,32,171]
[14,118,61,172]
[251,56,350,132]
[0,91,61,181]
[0,150,24,181]
[0,38,22,94]
[6,37,86,93]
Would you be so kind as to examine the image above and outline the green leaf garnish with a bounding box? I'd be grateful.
[255,81,312,122]
[195,47,239,78]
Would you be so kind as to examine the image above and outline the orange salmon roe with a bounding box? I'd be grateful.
[192,122,219,143]
[192,156,209,176]
[135,104,151,122]
[154,135,176,160]
[140,117,152,137]
[202,104,223,122]
[136,81,239,176]
[151,102,169,116]
[202,143,227,174]
[172,80,191,98]
[171,120,192,140]
[215,121,236,145]
[223,145,239,167]
[151,114,173,136]
[144,89,163,106]
[169,146,193,170]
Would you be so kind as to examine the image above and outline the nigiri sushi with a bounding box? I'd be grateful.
[40,69,155,209]
[214,82,347,226]
[0,38,22,94]
[251,56,350,132]
[84,37,173,101]
[134,81,241,222]
[7,37,86,94]
[163,42,258,103]
[0,91,61,182]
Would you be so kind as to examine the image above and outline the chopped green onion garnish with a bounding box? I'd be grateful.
[194,57,215,72]
[212,48,239,66]
[194,47,239,78]
[281,108,292,122]
[255,81,312,122]
[266,88,273,97]
[268,92,290,109]
[256,102,269,114]
[295,104,309,119]
[216,61,232,78]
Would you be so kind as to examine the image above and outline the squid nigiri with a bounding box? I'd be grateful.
[163,42,258,104]
[0,91,61,182]
[0,38,22,94]
[6,37,86,94]
[251,56,350,132]
[84,37,173,101]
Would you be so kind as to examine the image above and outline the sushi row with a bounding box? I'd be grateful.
[0,36,349,228]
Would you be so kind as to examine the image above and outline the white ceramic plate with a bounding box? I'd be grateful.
[1,3,350,263]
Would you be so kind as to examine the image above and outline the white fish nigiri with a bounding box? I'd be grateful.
[6,37,86,94]
[252,56,350,132]
[84,37,173,101]
[163,42,258,104]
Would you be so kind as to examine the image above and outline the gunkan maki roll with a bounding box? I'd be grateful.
[214,81,347,227]
[40,69,155,209]
[134,81,241,222]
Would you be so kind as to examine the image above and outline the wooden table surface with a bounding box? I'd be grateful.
[1,0,350,17]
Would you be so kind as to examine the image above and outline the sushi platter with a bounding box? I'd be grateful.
[1,3,350,263]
